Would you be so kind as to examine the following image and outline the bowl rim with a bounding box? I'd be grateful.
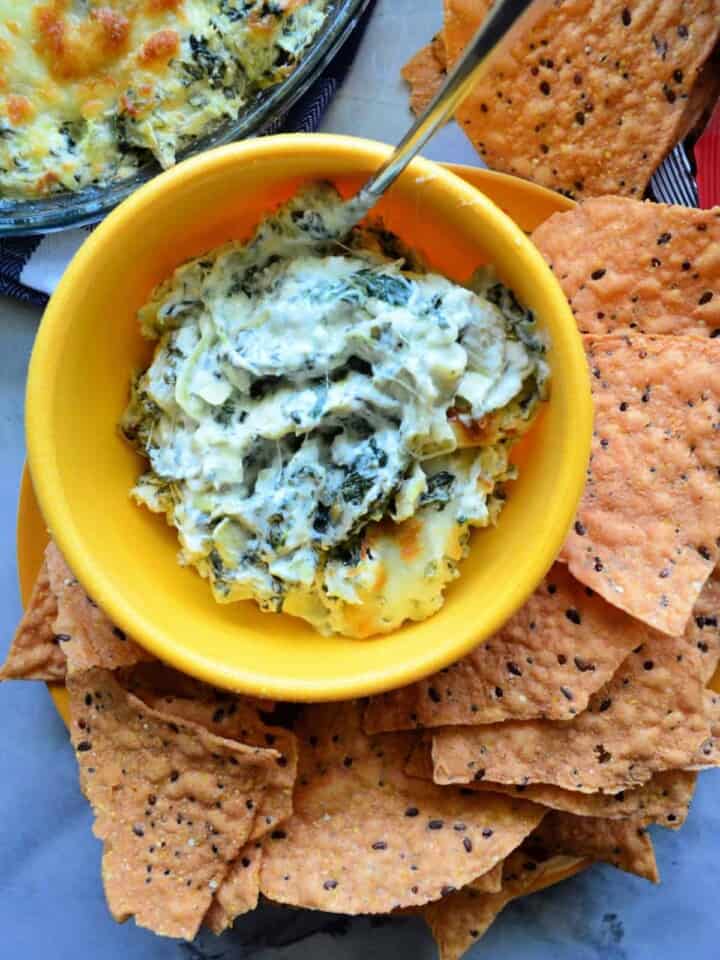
[25,134,593,700]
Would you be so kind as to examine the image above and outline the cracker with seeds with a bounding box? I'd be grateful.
[66,668,281,940]
[259,701,545,913]
[402,35,447,115]
[563,335,720,635]
[0,558,65,682]
[441,0,720,199]
[422,848,584,960]
[432,631,707,793]
[364,564,654,733]
[46,543,152,673]
[532,199,720,337]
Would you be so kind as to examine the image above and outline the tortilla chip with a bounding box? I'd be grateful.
[67,667,279,940]
[259,701,545,913]
[422,849,582,960]
[402,35,447,115]
[529,812,659,883]
[468,861,503,894]
[46,542,152,673]
[432,630,707,793]
[687,689,720,769]
[445,0,720,199]
[132,688,298,933]
[532,199,720,337]
[688,567,720,683]
[563,335,720,635]
[364,564,653,733]
[0,559,65,682]
[136,692,297,839]
[407,737,697,829]
[204,841,262,934]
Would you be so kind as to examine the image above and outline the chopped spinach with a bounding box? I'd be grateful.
[420,471,455,509]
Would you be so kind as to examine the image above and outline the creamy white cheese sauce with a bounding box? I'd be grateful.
[122,184,548,637]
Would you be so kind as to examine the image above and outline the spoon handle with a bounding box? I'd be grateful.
[350,0,551,219]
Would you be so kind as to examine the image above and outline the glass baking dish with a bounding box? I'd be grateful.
[0,0,371,236]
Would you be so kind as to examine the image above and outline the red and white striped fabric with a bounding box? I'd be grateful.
[695,100,720,209]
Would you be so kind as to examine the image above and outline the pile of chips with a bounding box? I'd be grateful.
[3,196,720,958]
[403,0,720,200]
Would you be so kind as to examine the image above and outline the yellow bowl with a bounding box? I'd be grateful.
[26,134,592,702]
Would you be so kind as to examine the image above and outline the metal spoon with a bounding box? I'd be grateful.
[337,0,552,234]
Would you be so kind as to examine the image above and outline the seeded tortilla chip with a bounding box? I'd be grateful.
[563,335,720,635]
[688,567,720,683]
[529,812,659,883]
[422,848,583,960]
[687,689,720,769]
[532,198,720,336]
[468,861,503,894]
[132,688,298,933]
[433,631,707,793]
[46,542,152,673]
[444,0,720,199]
[204,841,262,934]
[402,35,447,115]
[407,737,697,829]
[1,558,65,682]
[136,692,297,839]
[259,701,544,913]
[364,565,653,733]
[464,771,697,831]
[67,668,280,940]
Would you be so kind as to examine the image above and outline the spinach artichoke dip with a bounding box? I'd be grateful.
[121,184,549,638]
[0,0,328,198]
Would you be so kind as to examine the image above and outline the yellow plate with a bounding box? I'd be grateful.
[24,135,592,702]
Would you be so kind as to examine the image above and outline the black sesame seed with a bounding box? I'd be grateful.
[76,740,92,752]
[565,608,581,625]
[506,661,522,677]
[557,654,567,665]
[574,520,586,535]
[428,686,441,703]
[372,841,387,850]
[657,232,672,245]
[271,830,287,840]
[539,81,551,95]
[343,756,353,768]
[463,837,473,853]
[574,657,595,672]
[133,824,145,837]
[643,660,654,670]
[599,698,612,712]
[482,828,494,838]
[699,291,713,305]
[323,879,338,890]
[494,686,503,699]
[453,822,467,832]
[405,807,419,817]
[591,268,606,280]
[621,7,631,24]
[560,686,574,701]
[428,819,444,830]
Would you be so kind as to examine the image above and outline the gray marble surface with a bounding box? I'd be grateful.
[1,1,719,957]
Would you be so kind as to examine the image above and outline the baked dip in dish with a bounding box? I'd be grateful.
[121,184,549,637]
[0,0,369,232]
